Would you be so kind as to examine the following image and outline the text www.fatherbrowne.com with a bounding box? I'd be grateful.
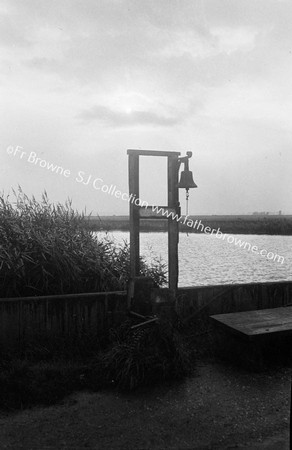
[7,146,285,265]
[150,205,285,265]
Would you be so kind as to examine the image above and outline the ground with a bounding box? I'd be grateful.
[0,359,290,449]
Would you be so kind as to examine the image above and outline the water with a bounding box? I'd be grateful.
[96,231,292,287]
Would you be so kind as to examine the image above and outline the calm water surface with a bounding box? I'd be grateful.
[97,231,292,287]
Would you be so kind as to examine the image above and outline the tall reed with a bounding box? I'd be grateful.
[0,189,166,297]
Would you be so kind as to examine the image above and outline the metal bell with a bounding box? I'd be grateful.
[178,170,197,190]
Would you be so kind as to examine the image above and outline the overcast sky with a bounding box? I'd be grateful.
[1,0,292,215]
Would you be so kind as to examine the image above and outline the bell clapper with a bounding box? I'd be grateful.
[186,189,189,236]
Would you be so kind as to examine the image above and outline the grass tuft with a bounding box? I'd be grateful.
[89,317,194,391]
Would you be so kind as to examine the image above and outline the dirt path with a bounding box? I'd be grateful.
[0,360,290,449]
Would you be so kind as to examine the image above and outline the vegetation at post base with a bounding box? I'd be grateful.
[0,189,166,298]
[88,317,194,391]
[0,315,194,411]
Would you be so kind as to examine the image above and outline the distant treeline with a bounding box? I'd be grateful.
[87,215,292,235]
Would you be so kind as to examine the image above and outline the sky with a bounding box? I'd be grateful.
[1,0,292,216]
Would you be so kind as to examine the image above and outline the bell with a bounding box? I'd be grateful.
[178,170,197,190]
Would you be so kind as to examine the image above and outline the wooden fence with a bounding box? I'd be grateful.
[1,281,292,352]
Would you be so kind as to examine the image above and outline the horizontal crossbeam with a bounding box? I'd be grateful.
[127,149,181,157]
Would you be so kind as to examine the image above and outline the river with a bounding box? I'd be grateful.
[96,231,292,287]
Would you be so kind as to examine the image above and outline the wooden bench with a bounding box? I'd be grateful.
[210,306,292,340]
[210,306,292,367]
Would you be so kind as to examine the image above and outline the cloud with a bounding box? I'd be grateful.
[0,15,32,47]
[1,0,292,214]
[79,105,182,127]
[211,27,258,55]
[3,0,288,96]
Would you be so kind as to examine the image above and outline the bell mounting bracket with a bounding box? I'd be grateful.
[177,151,193,172]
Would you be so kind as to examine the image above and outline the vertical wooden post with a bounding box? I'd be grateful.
[289,376,292,450]
[168,155,179,292]
[128,153,140,279]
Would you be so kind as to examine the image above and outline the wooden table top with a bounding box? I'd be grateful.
[210,306,292,340]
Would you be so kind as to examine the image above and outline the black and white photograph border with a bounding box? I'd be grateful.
[1,1,292,449]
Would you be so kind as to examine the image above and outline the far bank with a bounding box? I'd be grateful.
[86,215,292,235]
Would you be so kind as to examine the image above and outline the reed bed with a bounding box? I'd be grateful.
[0,189,166,298]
